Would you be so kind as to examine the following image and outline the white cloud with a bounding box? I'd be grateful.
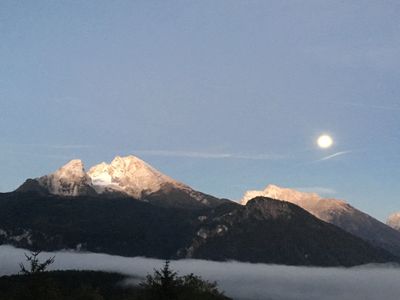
[2,246,400,300]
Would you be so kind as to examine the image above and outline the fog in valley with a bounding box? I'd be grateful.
[1,245,400,300]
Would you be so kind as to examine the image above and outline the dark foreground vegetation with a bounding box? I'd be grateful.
[0,261,230,300]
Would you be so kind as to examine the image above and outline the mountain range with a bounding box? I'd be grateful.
[17,155,223,209]
[1,155,399,267]
[241,185,400,257]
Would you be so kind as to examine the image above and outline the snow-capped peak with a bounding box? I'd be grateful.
[19,155,219,208]
[37,159,95,196]
[88,155,181,199]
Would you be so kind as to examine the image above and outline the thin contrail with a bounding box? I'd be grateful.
[317,150,352,162]
[294,150,354,167]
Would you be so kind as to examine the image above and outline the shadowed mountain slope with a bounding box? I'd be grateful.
[184,197,396,266]
[0,191,396,267]
[241,185,400,257]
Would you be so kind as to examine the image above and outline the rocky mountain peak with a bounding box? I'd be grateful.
[16,155,224,208]
[37,159,95,196]
[241,184,321,206]
[56,159,86,177]
[240,184,351,225]
[87,155,180,199]
[387,212,400,231]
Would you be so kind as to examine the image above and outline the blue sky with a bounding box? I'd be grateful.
[1,1,399,221]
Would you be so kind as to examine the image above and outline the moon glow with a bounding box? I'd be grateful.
[317,135,333,149]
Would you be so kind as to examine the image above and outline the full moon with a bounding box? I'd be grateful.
[317,134,333,149]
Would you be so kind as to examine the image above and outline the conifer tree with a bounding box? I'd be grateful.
[19,251,55,275]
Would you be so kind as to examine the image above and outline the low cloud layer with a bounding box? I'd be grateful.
[1,245,400,300]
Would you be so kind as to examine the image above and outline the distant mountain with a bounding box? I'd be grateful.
[17,155,223,209]
[387,212,400,231]
[0,192,396,266]
[4,156,399,266]
[183,197,395,266]
[241,184,400,257]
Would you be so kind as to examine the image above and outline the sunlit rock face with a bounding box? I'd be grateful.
[241,184,322,205]
[16,155,223,209]
[88,155,180,199]
[19,155,189,199]
[386,213,400,231]
[36,159,96,196]
[241,184,350,222]
[87,155,218,206]
[240,184,400,257]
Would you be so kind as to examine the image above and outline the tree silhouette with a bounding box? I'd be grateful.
[140,260,178,299]
[140,260,228,300]
[19,251,55,275]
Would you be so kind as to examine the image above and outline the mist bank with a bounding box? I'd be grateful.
[1,245,400,300]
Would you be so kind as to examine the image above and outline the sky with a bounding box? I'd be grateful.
[1,1,399,221]
[2,246,400,300]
